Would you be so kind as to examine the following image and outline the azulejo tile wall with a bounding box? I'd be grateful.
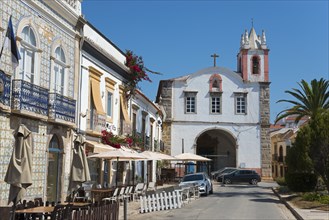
[0,0,78,205]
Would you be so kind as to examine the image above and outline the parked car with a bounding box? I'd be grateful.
[179,172,213,196]
[211,167,237,180]
[221,169,261,185]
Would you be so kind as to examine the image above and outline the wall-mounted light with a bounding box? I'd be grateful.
[80,109,88,118]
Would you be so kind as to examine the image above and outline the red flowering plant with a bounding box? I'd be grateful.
[101,130,144,149]
[125,50,161,99]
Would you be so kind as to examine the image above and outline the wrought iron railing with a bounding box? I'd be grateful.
[0,70,11,107]
[49,93,76,123]
[12,80,48,115]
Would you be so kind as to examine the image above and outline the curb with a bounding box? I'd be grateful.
[272,188,303,220]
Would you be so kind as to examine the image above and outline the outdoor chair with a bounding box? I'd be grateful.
[122,186,133,201]
[148,181,157,191]
[117,187,126,204]
[102,187,119,203]
[132,183,145,201]
[51,204,73,220]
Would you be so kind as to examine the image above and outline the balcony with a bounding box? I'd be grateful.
[49,93,76,125]
[0,70,11,111]
[272,154,285,163]
[11,80,48,119]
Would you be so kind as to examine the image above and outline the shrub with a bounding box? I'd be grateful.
[302,192,329,204]
[302,192,321,201]
[277,186,291,194]
[285,172,317,192]
[275,177,287,186]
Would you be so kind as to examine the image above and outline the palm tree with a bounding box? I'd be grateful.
[275,78,329,124]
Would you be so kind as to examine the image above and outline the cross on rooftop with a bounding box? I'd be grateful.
[211,53,219,67]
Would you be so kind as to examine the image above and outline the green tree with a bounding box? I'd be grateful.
[275,78,329,124]
[285,124,317,192]
[309,112,329,192]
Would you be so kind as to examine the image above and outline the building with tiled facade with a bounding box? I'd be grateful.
[0,0,83,205]
[0,0,163,206]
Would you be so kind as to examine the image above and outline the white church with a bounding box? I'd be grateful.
[156,26,271,178]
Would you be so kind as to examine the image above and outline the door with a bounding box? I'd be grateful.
[47,135,62,202]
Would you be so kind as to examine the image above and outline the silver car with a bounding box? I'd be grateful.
[179,172,213,196]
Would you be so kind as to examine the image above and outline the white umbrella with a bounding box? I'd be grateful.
[88,148,146,187]
[173,152,212,161]
[89,148,146,160]
[140,151,177,160]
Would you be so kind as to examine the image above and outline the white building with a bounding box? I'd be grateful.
[79,22,163,187]
[156,27,271,178]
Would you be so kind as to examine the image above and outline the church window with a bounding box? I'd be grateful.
[209,74,222,92]
[210,93,221,114]
[184,91,197,114]
[252,56,260,74]
[234,93,247,114]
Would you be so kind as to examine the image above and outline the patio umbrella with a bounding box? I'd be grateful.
[173,152,212,161]
[88,149,146,187]
[140,151,177,161]
[4,124,32,205]
[68,134,91,195]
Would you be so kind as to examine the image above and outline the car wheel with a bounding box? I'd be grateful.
[224,178,231,184]
[251,179,258,185]
[209,186,213,194]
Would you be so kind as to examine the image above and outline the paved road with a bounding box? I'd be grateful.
[131,182,295,220]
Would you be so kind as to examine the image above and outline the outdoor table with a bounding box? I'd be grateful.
[91,188,114,203]
[15,206,55,214]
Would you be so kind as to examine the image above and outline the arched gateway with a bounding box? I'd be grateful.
[195,129,237,172]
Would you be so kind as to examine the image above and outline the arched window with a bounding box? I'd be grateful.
[209,74,222,92]
[19,26,37,83]
[252,56,260,74]
[53,47,66,95]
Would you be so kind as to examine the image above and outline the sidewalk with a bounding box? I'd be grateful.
[272,188,329,220]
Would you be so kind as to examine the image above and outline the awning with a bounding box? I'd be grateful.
[90,79,105,114]
[120,94,131,123]
[85,140,115,153]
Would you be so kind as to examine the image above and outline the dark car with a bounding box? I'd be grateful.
[222,169,261,185]
[211,167,238,181]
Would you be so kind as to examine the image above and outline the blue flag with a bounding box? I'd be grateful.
[0,16,21,68]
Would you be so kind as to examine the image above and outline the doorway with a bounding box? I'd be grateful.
[196,129,236,172]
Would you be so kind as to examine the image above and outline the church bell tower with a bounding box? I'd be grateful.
[237,27,269,82]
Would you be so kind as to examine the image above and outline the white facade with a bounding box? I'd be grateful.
[170,67,261,169]
[156,27,271,176]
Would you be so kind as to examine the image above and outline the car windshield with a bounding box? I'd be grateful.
[182,174,203,182]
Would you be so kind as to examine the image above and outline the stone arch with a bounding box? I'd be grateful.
[194,127,237,172]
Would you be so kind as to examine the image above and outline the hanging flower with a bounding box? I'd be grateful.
[124,50,161,99]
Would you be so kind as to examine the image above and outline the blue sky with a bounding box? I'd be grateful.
[82,0,329,123]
